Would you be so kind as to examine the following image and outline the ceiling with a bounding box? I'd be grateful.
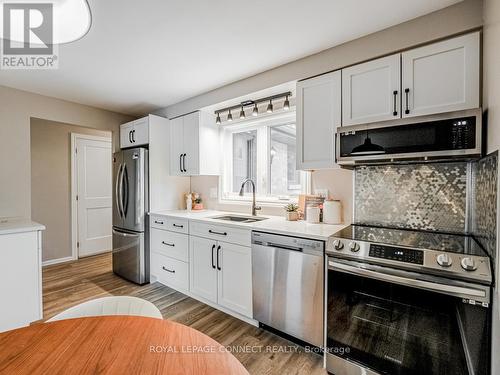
[0,0,461,116]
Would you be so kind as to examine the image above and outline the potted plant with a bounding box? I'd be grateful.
[193,193,204,210]
[284,203,299,221]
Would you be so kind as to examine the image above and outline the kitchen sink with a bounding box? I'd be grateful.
[209,215,268,224]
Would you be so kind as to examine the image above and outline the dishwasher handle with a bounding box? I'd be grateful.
[265,242,303,252]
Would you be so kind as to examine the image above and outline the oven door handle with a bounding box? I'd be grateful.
[328,259,490,304]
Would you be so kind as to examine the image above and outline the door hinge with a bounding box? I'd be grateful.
[75,147,77,154]
[77,241,80,248]
[76,195,79,201]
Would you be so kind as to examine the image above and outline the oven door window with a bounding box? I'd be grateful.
[327,269,490,375]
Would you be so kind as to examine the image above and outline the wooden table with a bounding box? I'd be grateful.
[0,316,249,375]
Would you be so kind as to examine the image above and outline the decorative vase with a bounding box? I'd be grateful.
[286,211,299,221]
[193,203,204,210]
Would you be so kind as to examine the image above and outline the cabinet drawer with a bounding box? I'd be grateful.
[151,253,188,292]
[150,215,188,234]
[151,229,188,262]
[190,221,251,246]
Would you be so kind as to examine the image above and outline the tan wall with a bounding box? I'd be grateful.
[30,119,111,262]
[483,0,500,373]
[158,0,483,119]
[0,85,134,219]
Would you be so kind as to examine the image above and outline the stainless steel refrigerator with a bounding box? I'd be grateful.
[112,148,149,285]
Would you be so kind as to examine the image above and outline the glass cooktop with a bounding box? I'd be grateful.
[333,224,488,257]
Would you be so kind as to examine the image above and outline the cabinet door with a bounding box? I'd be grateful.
[169,117,184,176]
[0,232,41,332]
[402,32,480,118]
[189,236,217,303]
[120,123,134,149]
[342,54,401,125]
[296,70,342,170]
[182,112,200,175]
[132,118,149,146]
[217,242,252,317]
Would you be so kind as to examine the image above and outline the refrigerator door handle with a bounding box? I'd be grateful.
[123,163,129,218]
[116,163,124,218]
[134,152,143,226]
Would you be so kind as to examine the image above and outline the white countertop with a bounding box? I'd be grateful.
[150,209,347,241]
[0,218,45,235]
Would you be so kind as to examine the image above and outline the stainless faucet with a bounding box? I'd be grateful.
[239,178,261,216]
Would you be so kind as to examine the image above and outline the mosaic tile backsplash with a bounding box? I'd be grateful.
[354,163,468,233]
[471,153,498,260]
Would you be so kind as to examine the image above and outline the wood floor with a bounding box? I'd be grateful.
[42,253,326,375]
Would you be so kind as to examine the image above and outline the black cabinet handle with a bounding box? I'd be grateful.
[393,90,398,116]
[161,241,175,247]
[209,229,227,236]
[211,244,216,269]
[216,245,221,271]
[404,88,410,115]
[132,129,136,143]
[179,154,183,173]
[162,266,175,273]
[182,153,187,172]
[172,223,184,228]
[154,220,164,225]
[129,130,132,143]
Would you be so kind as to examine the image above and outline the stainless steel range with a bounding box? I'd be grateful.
[325,224,492,375]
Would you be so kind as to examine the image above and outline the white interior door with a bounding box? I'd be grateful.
[75,136,112,257]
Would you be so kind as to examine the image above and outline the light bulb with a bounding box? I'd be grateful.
[216,113,221,124]
[239,106,246,120]
[267,100,273,113]
[227,110,233,122]
[283,96,290,110]
[252,104,258,116]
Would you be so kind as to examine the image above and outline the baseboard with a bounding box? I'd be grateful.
[42,256,75,267]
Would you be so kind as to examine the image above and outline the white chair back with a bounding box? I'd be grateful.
[47,296,162,322]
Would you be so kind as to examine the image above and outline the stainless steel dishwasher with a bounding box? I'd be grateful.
[251,231,324,347]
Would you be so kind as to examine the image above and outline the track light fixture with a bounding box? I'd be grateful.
[267,99,273,113]
[214,91,291,124]
[283,95,290,110]
[252,104,258,116]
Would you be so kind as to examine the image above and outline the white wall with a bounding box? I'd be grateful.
[0,85,134,219]
[483,0,500,373]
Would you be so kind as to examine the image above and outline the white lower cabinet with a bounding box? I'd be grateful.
[216,242,252,317]
[0,229,43,332]
[189,235,252,318]
[151,216,253,320]
[189,236,218,303]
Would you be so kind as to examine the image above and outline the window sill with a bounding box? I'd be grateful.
[219,197,296,208]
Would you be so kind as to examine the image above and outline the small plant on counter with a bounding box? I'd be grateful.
[284,203,299,221]
[193,193,204,210]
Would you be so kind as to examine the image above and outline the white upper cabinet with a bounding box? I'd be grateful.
[296,70,342,170]
[402,32,480,118]
[169,111,219,176]
[342,54,401,125]
[120,117,150,148]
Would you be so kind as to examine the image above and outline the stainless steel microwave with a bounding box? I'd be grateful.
[336,109,482,166]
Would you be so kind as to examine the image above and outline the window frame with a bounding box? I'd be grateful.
[219,111,311,206]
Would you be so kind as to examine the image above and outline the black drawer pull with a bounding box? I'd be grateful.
[162,266,175,273]
[172,224,184,228]
[211,244,216,269]
[154,220,164,225]
[209,229,227,236]
[161,241,175,247]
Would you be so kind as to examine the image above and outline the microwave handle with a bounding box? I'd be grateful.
[328,259,489,304]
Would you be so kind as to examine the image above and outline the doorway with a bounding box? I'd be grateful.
[71,134,112,258]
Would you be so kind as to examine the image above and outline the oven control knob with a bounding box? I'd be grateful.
[349,242,360,252]
[461,257,477,271]
[436,254,452,267]
[333,240,344,251]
